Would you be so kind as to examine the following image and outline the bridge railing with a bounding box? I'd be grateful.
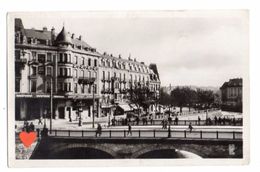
[48,129,242,140]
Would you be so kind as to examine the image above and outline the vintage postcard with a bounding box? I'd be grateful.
[7,11,249,167]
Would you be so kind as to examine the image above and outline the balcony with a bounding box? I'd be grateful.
[28,59,39,65]
[58,75,73,79]
[78,77,96,85]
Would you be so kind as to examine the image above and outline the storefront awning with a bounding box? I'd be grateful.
[130,104,138,110]
[118,104,133,112]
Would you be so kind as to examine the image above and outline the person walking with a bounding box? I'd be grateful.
[38,116,43,125]
[127,123,132,136]
[198,116,201,126]
[161,119,165,129]
[188,122,193,133]
[29,122,35,132]
[96,124,102,137]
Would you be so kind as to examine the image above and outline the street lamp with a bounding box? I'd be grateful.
[45,62,54,134]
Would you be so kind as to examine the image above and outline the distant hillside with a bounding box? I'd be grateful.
[161,85,220,94]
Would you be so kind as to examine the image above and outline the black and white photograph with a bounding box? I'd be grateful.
[7,10,249,166]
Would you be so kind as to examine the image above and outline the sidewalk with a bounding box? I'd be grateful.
[15,119,243,132]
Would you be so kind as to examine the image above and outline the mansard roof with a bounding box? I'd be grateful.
[24,29,52,40]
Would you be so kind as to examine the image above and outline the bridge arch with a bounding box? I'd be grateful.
[50,144,117,159]
[131,144,204,158]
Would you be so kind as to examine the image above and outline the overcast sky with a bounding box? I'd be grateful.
[15,11,248,87]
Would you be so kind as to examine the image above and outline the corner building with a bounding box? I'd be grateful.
[14,18,160,121]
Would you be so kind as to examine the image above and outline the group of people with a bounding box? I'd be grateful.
[201,116,240,126]
[22,120,35,132]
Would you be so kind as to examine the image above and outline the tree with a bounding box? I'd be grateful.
[196,89,215,109]
[159,88,171,106]
[170,87,196,113]
[128,84,153,116]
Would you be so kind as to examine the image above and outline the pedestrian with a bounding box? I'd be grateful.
[233,118,236,126]
[136,117,140,125]
[29,122,35,132]
[218,117,222,125]
[214,116,218,125]
[161,119,165,129]
[38,116,43,125]
[142,118,146,125]
[96,123,102,137]
[164,120,168,129]
[174,116,179,125]
[198,116,201,126]
[150,116,153,125]
[188,122,193,133]
[127,123,132,136]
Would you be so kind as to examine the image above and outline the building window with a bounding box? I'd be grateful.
[88,71,91,78]
[59,53,62,62]
[81,85,84,93]
[38,54,46,63]
[64,53,68,62]
[94,84,97,94]
[32,51,37,60]
[108,72,110,79]
[88,58,91,66]
[74,69,78,78]
[68,54,71,63]
[68,68,71,76]
[88,85,91,93]
[68,83,71,92]
[93,72,97,78]
[47,53,52,62]
[31,80,37,92]
[59,68,63,76]
[46,81,51,93]
[103,71,105,80]
[46,66,52,76]
[74,83,77,93]
[80,70,84,77]
[31,66,37,76]
[94,59,97,67]
[58,82,62,92]
[75,56,78,64]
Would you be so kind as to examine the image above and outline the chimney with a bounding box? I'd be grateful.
[103,52,107,55]
[110,54,113,57]
[79,35,82,40]
[134,58,136,62]
[43,27,47,31]
[51,27,55,41]
[71,33,75,39]
[119,54,121,59]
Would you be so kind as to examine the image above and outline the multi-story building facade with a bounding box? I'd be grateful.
[220,78,242,112]
[14,18,160,121]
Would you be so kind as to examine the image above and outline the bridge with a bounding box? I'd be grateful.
[30,129,243,159]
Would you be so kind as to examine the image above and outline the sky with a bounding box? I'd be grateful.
[14,11,249,87]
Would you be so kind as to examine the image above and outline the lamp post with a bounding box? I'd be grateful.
[92,83,95,128]
[50,76,53,134]
[45,62,54,134]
